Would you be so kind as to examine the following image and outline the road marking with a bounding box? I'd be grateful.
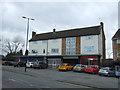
[56,80,104,90]
[9,78,16,82]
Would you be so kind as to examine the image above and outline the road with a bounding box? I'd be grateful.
[2,65,119,89]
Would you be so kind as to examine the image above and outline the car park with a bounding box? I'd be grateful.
[73,64,86,72]
[58,63,74,71]
[14,62,26,67]
[26,62,34,68]
[33,62,48,69]
[84,65,99,74]
[98,67,115,77]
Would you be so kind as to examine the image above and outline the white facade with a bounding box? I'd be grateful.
[29,38,62,56]
[81,35,100,55]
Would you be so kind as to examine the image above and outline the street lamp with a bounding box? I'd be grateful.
[22,16,35,72]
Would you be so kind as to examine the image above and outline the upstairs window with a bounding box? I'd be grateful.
[66,37,76,55]
[117,40,120,44]
[31,50,38,53]
[51,49,59,53]
[118,52,120,57]
[84,46,95,52]
[43,49,45,54]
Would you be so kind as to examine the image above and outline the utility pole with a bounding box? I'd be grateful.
[22,16,35,72]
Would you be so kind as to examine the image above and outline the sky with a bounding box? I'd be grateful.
[0,0,119,58]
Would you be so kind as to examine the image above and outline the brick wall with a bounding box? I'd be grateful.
[113,40,120,60]
[62,38,66,55]
[76,37,80,54]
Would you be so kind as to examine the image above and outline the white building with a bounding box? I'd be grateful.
[26,22,106,68]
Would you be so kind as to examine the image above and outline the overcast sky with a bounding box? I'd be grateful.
[1,1,119,58]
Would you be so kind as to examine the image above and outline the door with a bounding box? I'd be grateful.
[52,60,56,68]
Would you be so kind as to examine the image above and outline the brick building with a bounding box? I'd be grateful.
[112,29,120,61]
[26,22,106,68]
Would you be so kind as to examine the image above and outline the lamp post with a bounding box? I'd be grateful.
[22,16,34,72]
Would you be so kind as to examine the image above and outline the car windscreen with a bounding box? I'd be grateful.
[101,68,108,70]
[60,65,66,66]
[75,64,81,67]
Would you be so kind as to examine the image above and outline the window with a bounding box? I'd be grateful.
[31,50,38,53]
[43,49,45,54]
[84,46,95,52]
[117,40,120,44]
[66,37,76,55]
[118,52,120,57]
[51,49,59,53]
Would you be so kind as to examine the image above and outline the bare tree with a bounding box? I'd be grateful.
[107,50,113,59]
[1,36,25,55]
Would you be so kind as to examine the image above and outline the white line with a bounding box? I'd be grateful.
[9,78,16,82]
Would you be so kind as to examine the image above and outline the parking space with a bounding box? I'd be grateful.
[2,65,119,89]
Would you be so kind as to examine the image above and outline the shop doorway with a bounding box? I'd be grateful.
[47,58,61,68]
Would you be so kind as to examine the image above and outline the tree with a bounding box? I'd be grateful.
[1,36,25,55]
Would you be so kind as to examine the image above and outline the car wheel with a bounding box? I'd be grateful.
[107,73,110,77]
[99,74,101,76]
[34,67,36,69]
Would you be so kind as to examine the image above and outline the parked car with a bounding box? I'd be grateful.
[14,62,26,67]
[2,61,14,66]
[26,62,34,68]
[33,62,48,69]
[73,64,86,72]
[84,65,99,74]
[58,63,74,71]
[115,66,120,78]
[98,67,115,76]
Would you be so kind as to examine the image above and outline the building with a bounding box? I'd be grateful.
[112,29,120,61]
[28,22,106,68]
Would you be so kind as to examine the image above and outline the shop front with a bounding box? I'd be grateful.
[47,58,62,68]
[62,56,79,65]
[20,56,44,62]
[80,55,99,65]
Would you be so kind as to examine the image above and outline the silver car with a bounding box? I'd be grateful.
[73,64,85,72]
[98,67,115,76]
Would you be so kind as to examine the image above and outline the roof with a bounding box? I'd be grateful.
[29,25,102,42]
[112,29,120,40]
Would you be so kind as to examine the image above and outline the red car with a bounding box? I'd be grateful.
[84,65,99,74]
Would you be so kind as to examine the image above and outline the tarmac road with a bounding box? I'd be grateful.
[2,65,119,89]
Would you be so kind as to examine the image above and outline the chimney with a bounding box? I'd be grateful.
[53,28,56,33]
[100,22,104,30]
[100,22,103,27]
[32,31,36,38]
